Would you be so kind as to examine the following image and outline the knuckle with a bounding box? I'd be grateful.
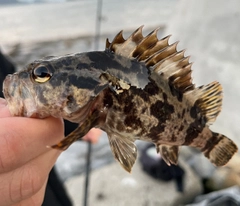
[6,164,44,205]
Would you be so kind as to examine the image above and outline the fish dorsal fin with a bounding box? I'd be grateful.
[185,81,223,125]
[106,26,194,95]
[106,26,144,58]
[106,26,223,124]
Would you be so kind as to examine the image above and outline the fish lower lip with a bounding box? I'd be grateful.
[3,74,37,117]
[3,75,13,96]
[3,74,12,83]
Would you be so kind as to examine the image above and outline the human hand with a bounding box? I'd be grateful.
[0,98,102,205]
[82,128,102,144]
[0,98,64,206]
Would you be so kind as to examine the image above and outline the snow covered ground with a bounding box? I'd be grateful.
[0,0,177,46]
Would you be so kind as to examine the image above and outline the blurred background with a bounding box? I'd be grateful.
[1,0,240,205]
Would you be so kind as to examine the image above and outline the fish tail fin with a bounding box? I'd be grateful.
[201,132,238,166]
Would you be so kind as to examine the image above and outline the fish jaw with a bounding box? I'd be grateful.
[3,73,39,117]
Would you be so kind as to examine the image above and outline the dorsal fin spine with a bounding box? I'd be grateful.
[106,26,223,124]
[152,50,186,70]
[133,27,160,58]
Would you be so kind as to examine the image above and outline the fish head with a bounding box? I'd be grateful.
[3,55,105,122]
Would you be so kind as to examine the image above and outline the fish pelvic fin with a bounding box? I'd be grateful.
[185,81,223,125]
[108,134,137,173]
[201,132,238,166]
[157,144,179,166]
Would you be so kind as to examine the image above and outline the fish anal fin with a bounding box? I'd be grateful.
[108,134,137,173]
[157,144,179,166]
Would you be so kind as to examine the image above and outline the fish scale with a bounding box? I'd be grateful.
[3,26,238,172]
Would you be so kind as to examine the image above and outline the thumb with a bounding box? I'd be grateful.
[0,98,11,118]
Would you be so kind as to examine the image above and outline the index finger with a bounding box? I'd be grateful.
[0,114,64,174]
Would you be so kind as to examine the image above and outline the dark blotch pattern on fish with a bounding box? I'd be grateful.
[190,104,199,119]
[143,80,161,95]
[87,51,126,72]
[202,133,224,158]
[76,63,91,70]
[184,117,205,145]
[67,95,77,110]
[168,81,183,102]
[103,89,114,108]
[149,96,175,140]
[124,115,142,130]
[68,75,99,89]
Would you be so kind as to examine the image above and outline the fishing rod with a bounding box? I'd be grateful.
[83,1,103,206]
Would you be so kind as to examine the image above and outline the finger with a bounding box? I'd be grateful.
[0,98,6,106]
[82,128,102,144]
[0,98,11,118]
[0,116,64,173]
[0,149,60,206]
[11,179,48,206]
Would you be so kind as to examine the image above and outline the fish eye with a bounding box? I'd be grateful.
[32,66,52,83]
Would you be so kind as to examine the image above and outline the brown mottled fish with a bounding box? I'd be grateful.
[3,26,238,172]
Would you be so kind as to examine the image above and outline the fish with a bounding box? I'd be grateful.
[3,26,238,172]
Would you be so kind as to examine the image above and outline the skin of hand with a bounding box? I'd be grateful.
[0,98,101,206]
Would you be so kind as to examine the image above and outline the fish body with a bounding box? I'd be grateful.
[3,27,238,172]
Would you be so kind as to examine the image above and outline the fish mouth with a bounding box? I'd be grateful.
[3,74,38,117]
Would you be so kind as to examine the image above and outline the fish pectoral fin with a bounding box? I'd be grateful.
[108,134,137,173]
[51,110,101,150]
[51,124,89,150]
[157,144,179,166]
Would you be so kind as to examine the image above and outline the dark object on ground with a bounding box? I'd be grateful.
[186,186,240,206]
[42,168,73,206]
[0,49,73,206]
[140,144,185,192]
